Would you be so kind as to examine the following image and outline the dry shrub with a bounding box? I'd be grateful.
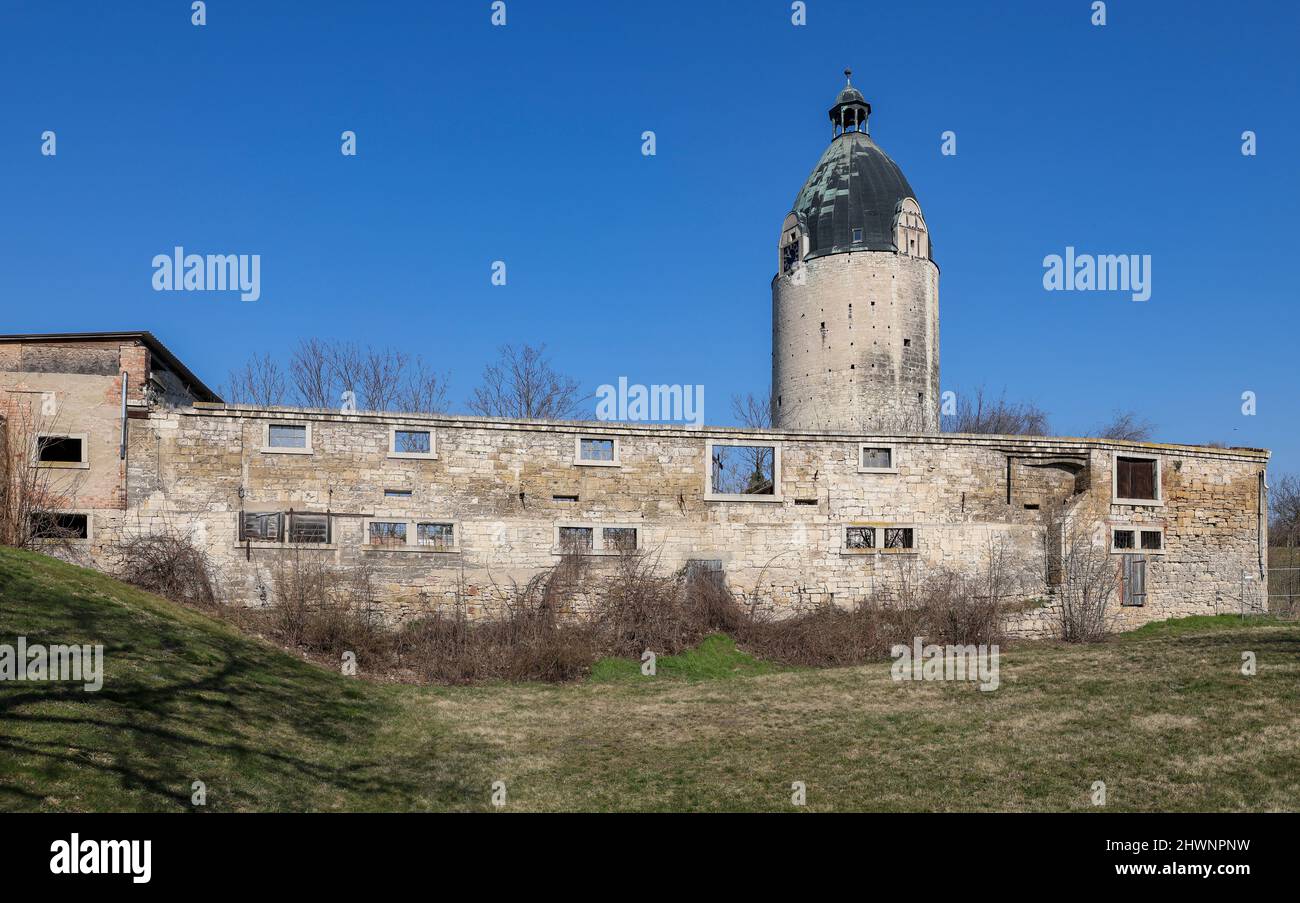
[108,530,221,609]
[266,552,388,666]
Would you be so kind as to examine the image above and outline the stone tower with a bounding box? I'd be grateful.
[772,71,939,433]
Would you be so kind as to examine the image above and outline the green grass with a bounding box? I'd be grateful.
[588,634,786,682]
[2,546,1299,812]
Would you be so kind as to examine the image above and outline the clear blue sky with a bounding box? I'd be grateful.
[2,1,1296,474]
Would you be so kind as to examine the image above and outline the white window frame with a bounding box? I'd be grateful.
[704,438,783,503]
[389,426,437,460]
[1111,451,1162,507]
[362,517,460,553]
[34,433,90,470]
[857,443,898,474]
[262,421,313,455]
[553,522,642,556]
[840,523,918,555]
[573,435,620,467]
[1110,525,1166,555]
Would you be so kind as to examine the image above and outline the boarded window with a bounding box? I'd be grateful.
[861,446,892,469]
[268,424,307,449]
[369,521,407,547]
[1140,530,1163,551]
[559,526,593,552]
[884,527,915,549]
[1116,457,1157,500]
[289,513,329,543]
[1121,555,1147,606]
[579,438,615,462]
[416,522,454,550]
[846,526,875,549]
[37,436,83,463]
[240,512,281,542]
[394,430,431,454]
[30,512,88,539]
[1112,529,1136,550]
[710,444,775,495]
[603,527,637,551]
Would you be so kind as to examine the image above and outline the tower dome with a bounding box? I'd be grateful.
[771,72,939,435]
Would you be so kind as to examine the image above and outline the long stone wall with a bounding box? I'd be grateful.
[95,403,1269,634]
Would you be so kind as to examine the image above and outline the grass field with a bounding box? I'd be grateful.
[2,546,1298,812]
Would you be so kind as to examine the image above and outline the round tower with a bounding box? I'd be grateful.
[772,71,939,433]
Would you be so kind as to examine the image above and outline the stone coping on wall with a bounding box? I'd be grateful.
[184,403,1269,464]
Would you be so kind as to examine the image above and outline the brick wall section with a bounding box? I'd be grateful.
[100,405,1268,633]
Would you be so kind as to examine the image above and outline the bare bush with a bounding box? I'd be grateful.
[1047,507,1118,642]
[1093,410,1156,442]
[942,386,1050,436]
[107,528,220,609]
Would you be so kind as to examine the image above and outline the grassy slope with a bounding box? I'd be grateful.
[2,547,1298,812]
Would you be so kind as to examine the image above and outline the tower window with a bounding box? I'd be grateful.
[852,228,863,242]
[903,338,911,347]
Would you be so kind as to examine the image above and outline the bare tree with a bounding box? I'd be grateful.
[942,386,1050,436]
[731,391,773,429]
[1271,474,1300,548]
[469,343,585,420]
[0,393,85,549]
[224,352,287,406]
[1094,410,1155,442]
[290,338,336,409]
[399,357,450,415]
[1044,503,1119,642]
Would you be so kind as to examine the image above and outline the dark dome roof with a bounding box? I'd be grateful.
[791,130,918,258]
[834,85,867,106]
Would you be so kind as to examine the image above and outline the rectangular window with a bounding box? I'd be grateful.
[707,442,778,499]
[394,429,431,454]
[553,494,579,503]
[575,436,619,466]
[860,445,894,471]
[240,512,281,542]
[883,527,915,550]
[1140,529,1163,551]
[1115,455,1159,502]
[416,522,455,551]
[288,513,329,544]
[1112,529,1136,550]
[603,527,637,552]
[368,521,407,547]
[559,526,594,552]
[1112,527,1163,554]
[846,526,875,550]
[30,512,89,539]
[37,435,85,464]
[268,424,308,449]
[384,489,412,498]
[852,227,863,242]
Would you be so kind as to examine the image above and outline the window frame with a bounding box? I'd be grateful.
[1111,451,1162,506]
[361,517,461,553]
[553,522,641,556]
[857,443,898,474]
[573,435,620,467]
[237,510,335,547]
[841,523,917,555]
[704,439,783,503]
[34,433,90,469]
[388,426,437,460]
[1110,525,1165,555]
[261,421,313,455]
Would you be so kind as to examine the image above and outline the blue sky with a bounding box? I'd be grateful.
[2,0,1296,474]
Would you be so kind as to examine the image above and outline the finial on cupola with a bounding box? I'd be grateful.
[844,67,853,85]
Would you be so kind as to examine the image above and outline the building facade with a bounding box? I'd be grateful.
[0,79,1271,634]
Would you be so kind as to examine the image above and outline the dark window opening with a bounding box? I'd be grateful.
[1140,530,1163,551]
[31,512,88,539]
[1116,457,1158,500]
[559,526,594,552]
[794,498,818,506]
[553,494,579,503]
[240,512,282,542]
[1112,529,1136,550]
[846,526,875,549]
[903,338,911,347]
[884,527,915,549]
[603,527,637,552]
[37,436,83,463]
